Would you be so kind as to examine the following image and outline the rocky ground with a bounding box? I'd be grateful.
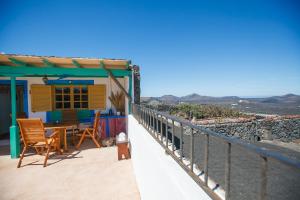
[197,117,300,143]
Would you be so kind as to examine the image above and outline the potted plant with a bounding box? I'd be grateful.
[109,91,125,115]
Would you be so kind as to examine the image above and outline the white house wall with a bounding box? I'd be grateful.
[0,76,128,122]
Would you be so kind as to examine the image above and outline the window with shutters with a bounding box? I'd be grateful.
[88,85,106,110]
[31,85,52,112]
[54,85,89,110]
[53,85,105,110]
[31,84,106,111]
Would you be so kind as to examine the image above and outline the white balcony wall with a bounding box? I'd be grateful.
[128,115,212,200]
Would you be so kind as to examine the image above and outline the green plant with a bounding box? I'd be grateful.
[169,103,244,119]
[109,91,125,114]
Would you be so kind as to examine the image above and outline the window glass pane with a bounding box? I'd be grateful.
[55,87,62,94]
[56,102,62,109]
[82,102,88,108]
[64,95,70,101]
[74,102,80,108]
[54,85,90,110]
[82,87,88,94]
[74,95,80,101]
[64,102,71,109]
[63,87,70,94]
[73,87,80,94]
[56,95,62,101]
[82,95,88,101]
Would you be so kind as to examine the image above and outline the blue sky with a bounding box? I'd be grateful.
[0,0,299,97]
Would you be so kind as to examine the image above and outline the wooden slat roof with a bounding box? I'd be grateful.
[0,53,130,69]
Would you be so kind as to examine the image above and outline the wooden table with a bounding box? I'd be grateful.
[44,122,78,152]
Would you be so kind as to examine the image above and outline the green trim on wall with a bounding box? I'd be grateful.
[47,111,62,123]
[0,65,131,77]
[77,110,93,121]
[46,110,92,123]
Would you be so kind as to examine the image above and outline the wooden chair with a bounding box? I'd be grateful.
[17,118,60,168]
[61,110,78,123]
[61,109,79,145]
[76,111,101,149]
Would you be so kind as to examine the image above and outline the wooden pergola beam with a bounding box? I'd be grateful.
[72,59,81,68]
[101,61,132,102]
[8,57,28,66]
[100,61,105,68]
[42,58,57,67]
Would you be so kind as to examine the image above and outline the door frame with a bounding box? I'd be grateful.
[0,80,28,116]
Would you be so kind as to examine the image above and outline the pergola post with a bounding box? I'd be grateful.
[10,76,20,158]
[128,73,133,114]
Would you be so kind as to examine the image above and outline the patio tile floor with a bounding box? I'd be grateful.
[0,141,140,200]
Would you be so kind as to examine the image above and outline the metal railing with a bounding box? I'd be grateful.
[132,104,300,200]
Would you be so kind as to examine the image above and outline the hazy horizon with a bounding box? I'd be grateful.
[143,93,300,98]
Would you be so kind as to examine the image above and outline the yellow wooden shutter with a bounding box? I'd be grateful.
[88,85,106,109]
[31,85,52,112]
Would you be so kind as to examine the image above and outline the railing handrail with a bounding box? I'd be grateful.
[135,104,300,169]
[132,104,300,200]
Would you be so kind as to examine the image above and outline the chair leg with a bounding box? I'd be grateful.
[91,136,101,148]
[17,146,27,168]
[71,129,76,146]
[72,134,76,146]
[43,146,51,167]
[35,147,41,155]
[87,130,101,148]
[76,130,87,149]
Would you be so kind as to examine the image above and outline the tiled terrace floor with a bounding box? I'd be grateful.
[0,140,140,200]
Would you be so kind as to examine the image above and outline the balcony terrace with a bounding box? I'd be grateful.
[1,107,300,200]
[0,141,140,200]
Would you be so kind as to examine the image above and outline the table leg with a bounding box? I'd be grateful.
[55,128,62,154]
[72,127,75,146]
[64,128,68,151]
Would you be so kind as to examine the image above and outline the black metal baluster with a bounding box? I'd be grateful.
[204,134,209,186]
[225,142,231,200]
[190,128,194,172]
[260,156,268,200]
[172,120,175,152]
[180,123,183,161]
[160,115,164,143]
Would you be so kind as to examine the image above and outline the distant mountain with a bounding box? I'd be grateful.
[258,94,300,104]
[180,93,240,104]
[141,93,300,115]
[160,95,180,103]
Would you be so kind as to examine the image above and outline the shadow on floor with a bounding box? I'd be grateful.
[0,137,105,168]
